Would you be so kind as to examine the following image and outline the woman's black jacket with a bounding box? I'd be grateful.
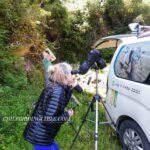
[23,81,73,145]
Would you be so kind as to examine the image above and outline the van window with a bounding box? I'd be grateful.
[114,41,150,85]
[96,39,122,49]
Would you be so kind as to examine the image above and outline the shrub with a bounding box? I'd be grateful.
[0,47,27,89]
[100,48,116,63]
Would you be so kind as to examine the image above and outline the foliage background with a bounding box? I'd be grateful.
[0,0,150,149]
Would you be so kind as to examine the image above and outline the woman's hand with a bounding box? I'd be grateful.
[42,51,56,62]
[67,109,74,117]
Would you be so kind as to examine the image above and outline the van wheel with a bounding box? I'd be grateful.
[119,120,150,150]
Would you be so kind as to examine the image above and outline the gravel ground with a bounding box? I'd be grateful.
[75,65,109,98]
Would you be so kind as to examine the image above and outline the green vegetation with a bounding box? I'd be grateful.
[0,0,150,149]
[0,88,121,150]
[57,92,121,150]
[100,48,116,63]
[0,85,42,150]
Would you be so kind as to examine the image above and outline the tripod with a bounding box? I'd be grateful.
[69,65,115,150]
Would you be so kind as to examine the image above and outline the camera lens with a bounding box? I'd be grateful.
[97,59,106,69]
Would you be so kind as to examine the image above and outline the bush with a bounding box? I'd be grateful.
[0,47,27,89]
[100,48,116,63]
[103,0,150,35]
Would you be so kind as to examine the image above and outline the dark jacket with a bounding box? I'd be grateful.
[23,81,73,145]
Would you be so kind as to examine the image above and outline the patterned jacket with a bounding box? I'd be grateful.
[23,81,73,145]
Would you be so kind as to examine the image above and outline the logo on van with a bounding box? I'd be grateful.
[110,90,118,107]
[112,81,115,86]
[112,80,119,87]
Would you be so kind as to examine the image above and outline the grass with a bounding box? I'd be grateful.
[0,85,122,150]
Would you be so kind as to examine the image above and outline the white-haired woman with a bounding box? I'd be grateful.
[23,62,76,150]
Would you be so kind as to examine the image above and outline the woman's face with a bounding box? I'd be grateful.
[64,74,76,87]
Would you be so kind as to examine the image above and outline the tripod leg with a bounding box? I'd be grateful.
[95,100,99,150]
[69,101,94,150]
[101,100,116,127]
[68,121,83,143]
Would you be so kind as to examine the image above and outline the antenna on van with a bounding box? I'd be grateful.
[129,23,150,36]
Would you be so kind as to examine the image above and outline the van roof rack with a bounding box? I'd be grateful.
[129,23,150,37]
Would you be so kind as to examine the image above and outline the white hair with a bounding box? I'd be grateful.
[48,62,72,85]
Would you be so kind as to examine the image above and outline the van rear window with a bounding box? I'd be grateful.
[114,41,150,85]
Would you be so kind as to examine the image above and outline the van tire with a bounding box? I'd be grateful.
[119,120,150,150]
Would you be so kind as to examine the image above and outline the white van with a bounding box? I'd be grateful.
[94,24,150,150]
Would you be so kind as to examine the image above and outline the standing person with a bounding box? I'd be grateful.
[42,48,56,86]
[42,48,81,105]
[23,62,77,150]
